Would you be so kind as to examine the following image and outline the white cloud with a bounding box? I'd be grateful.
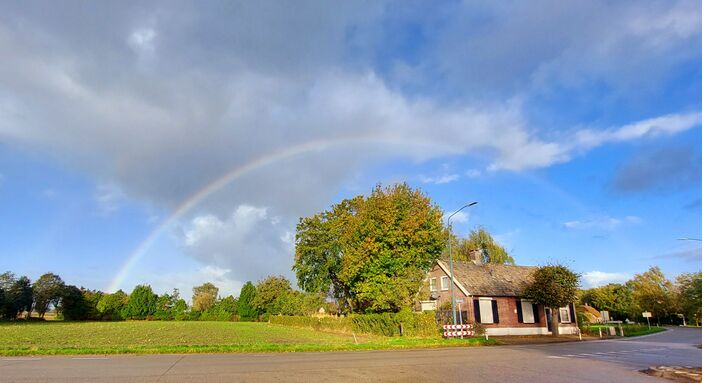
[465,169,481,178]
[563,215,641,230]
[582,271,631,288]
[128,27,156,54]
[180,205,294,284]
[95,183,125,215]
[574,112,702,151]
[444,210,468,225]
[0,2,698,289]
[419,173,460,185]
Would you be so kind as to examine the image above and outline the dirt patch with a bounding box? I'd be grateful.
[643,366,702,382]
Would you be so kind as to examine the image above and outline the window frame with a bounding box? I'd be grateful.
[429,277,438,292]
[559,306,571,323]
[520,299,535,324]
[440,276,449,291]
[478,297,494,324]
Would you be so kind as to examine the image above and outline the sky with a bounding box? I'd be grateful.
[0,1,701,298]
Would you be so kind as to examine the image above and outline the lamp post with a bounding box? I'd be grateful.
[447,201,478,325]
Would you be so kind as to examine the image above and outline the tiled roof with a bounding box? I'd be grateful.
[438,260,537,297]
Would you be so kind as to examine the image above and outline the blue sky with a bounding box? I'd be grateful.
[0,1,700,297]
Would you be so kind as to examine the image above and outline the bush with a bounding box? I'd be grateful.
[270,310,440,337]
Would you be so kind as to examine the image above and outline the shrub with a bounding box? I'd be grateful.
[270,310,440,337]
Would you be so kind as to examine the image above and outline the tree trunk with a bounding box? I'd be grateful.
[551,308,560,337]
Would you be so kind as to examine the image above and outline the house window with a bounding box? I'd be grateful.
[520,300,535,323]
[559,306,570,323]
[440,276,449,291]
[429,278,438,292]
[479,298,494,324]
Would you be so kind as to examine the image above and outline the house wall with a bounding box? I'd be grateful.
[423,263,579,336]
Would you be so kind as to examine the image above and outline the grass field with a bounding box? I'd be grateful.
[0,321,493,355]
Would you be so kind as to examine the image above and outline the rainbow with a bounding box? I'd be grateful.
[107,135,460,292]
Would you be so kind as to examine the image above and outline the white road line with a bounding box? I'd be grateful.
[547,356,565,359]
[2,358,42,361]
[71,357,109,360]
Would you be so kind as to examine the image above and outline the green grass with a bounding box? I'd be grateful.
[584,324,666,337]
[0,321,493,356]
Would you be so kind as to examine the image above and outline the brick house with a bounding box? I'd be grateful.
[418,252,578,336]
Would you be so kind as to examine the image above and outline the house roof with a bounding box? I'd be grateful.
[437,259,537,297]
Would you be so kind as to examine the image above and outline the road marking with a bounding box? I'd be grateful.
[72,357,109,360]
[2,358,42,361]
[547,356,565,359]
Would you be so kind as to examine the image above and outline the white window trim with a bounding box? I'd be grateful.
[520,299,535,324]
[440,276,449,291]
[559,306,571,323]
[429,277,438,292]
[479,297,494,324]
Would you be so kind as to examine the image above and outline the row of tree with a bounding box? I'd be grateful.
[0,271,325,322]
[580,267,701,326]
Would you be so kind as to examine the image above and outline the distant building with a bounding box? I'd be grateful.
[419,251,578,336]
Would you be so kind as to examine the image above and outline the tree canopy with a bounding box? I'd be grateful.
[237,281,258,321]
[450,227,514,264]
[192,282,219,312]
[32,273,65,318]
[294,183,445,313]
[524,264,579,336]
[126,285,157,319]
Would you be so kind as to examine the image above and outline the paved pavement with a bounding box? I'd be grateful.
[0,327,699,382]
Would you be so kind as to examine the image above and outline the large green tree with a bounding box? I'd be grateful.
[126,285,157,319]
[294,183,445,313]
[96,290,128,320]
[580,283,634,320]
[627,266,675,322]
[237,281,258,321]
[192,282,219,312]
[3,276,33,319]
[32,273,65,318]
[676,272,701,326]
[524,264,580,337]
[253,275,292,315]
[58,285,89,320]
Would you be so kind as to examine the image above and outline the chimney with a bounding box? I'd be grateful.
[468,249,483,265]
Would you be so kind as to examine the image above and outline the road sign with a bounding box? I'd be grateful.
[455,298,464,303]
[642,312,652,318]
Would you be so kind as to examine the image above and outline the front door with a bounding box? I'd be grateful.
[545,308,552,333]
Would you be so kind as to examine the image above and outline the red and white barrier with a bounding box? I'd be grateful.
[442,324,473,330]
[443,330,475,337]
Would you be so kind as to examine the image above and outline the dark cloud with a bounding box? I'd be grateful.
[612,145,701,192]
[651,247,702,263]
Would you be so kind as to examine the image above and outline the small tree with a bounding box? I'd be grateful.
[524,265,579,337]
[192,283,219,312]
[3,276,33,319]
[237,282,258,321]
[126,285,157,319]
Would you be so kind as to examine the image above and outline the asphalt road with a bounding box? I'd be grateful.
[1,327,699,382]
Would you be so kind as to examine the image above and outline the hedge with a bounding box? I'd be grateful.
[269,311,440,337]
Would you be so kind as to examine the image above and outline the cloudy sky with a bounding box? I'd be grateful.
[0,1,701,297]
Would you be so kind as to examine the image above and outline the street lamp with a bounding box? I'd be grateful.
[447,201,478,326]
[677,238,702,242]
